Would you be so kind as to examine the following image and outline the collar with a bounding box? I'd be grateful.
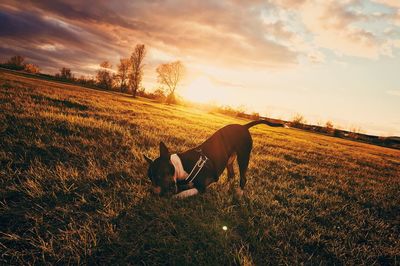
[170,154,188,181]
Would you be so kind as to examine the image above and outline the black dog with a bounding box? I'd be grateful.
[144,120,283,198]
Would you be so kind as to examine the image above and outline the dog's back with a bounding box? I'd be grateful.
[198,124,253,178]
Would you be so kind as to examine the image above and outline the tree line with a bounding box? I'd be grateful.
[0,44,184,104]
[0,55,40,74]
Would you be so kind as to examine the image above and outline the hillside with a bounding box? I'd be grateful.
[1,70,399,265]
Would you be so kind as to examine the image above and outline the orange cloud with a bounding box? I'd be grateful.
[1,0,399,73]
[299,1,384,58]
[372,0,400,8]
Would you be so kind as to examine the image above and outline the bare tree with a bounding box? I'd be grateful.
[96,61,113,90]
[117,58,130,93]
[59,67,72,80]
[7,55,25,67]
[156,61,184,104]
[291,113,306,128]
[325,120,334,130]
[325,120,335,134]
[129,44,146,98]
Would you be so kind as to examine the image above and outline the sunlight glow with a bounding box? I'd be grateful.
[182,76,219,104]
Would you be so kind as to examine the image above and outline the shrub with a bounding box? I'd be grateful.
[250,112,260,120]
[166,93,177,104]
[348,126,362,139]
[325,120,335,134]
[24,63,40,74]
[0,55,25,71]
[291,114,306,128]
[7,55,25,66]
[137,87,146,97]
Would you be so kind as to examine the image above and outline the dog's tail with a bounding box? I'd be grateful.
[244,120,284,129]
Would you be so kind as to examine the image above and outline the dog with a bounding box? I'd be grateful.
[144,120,284,198]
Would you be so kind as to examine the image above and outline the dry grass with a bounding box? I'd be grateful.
[0,70,399,265]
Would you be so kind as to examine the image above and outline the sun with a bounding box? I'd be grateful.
[182,76,219,104]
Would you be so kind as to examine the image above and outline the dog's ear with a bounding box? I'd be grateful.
[143,154,153,164]
[159,141,170,159]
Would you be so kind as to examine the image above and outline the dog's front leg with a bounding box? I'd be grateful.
[173,188,199,199]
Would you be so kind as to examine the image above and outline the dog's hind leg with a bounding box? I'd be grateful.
[226,154,236,180]
[236,148,251,197]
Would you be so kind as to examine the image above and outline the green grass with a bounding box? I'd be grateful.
[0,70,399,265]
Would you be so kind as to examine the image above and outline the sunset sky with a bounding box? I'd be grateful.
[1,0,399,136]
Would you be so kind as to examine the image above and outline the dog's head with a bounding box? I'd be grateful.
[144,142,177,197]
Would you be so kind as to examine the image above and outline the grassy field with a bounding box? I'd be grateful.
[0,69,399,265]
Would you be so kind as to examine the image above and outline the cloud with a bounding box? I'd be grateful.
[270,0,308,9]
[307,50,326,63]
[394,10,400,26]
[264,21,296,42]
[386,90,400,97]
[0,0,302,75]
[0,0,399,76]
[372,0,400,8]
[298,1,386,59]
[0,3,133,74]
[0,8,82,45]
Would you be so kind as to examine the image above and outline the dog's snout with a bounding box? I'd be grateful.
[152,186,161,195]
[160,181,177,196]
[168,182,177,193]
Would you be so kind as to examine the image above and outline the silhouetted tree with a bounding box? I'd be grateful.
[349,126,362,139]
[1,55,25,70]
[7,55,25,67]
[84,76,97,87]
[129,44,146,98]
[59,67,72,80]
[325,120,335,134]
[325,120,334,130]
[152,88,167,102]
[250,112,260,120]
[77,75,95,87]
[156,60,184,104]
[96,61,113,90]
[291,113,306,128]
[77,75,86,84]
[117,58,130,92]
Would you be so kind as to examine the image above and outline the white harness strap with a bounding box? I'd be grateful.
[185,155,208,183]
[171,152,209,183]
[170,154,188,181]
[170,152,208,200]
